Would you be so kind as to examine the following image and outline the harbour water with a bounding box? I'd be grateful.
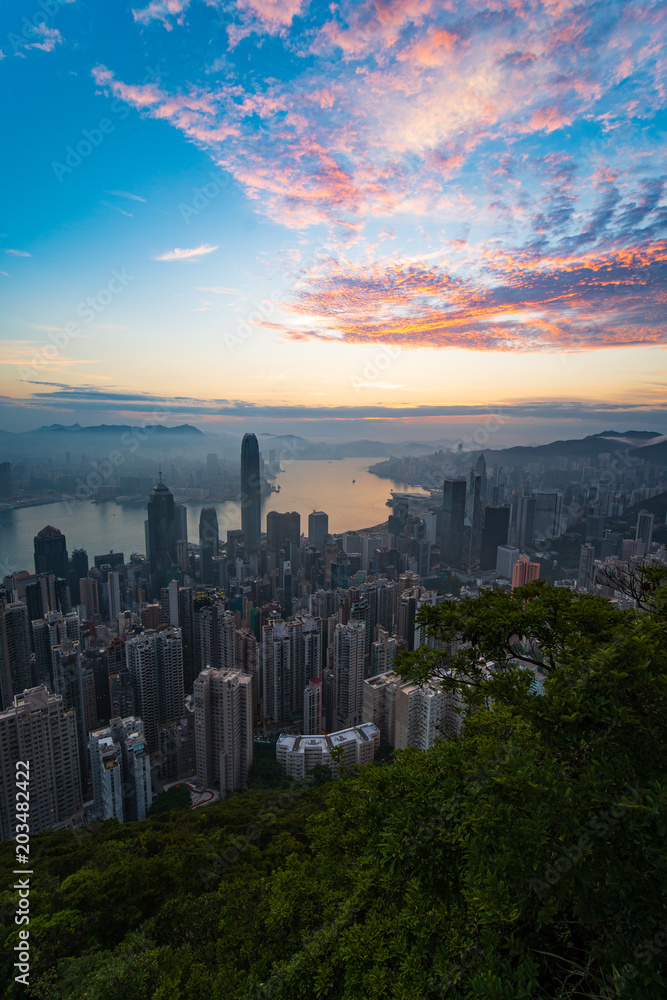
[0,458,427,575]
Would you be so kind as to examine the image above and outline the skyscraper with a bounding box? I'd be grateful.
[333,621,365,729]
[479,506,511,570]
[0,686,82,838]
[0,602,32,706]
[511,556,541,590]
[266,510,301,553]
[303,676,323,735]
[34,525,69,579]
[577,543,596,592]
[636,510,655,549]
[440,480,467,568]
[146,475,177,595]
[308,511,329,552]
[194,667,254,792]
[241,433,261,554]
[199,507,219,585]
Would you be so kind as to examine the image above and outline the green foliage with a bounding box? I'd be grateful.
[1,584,666,998]
[148,785,191,817]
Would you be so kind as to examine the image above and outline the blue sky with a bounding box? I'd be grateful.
[1,0,666,444]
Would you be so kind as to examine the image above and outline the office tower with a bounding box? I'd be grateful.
[387,498,409,536]
[496,545,520,581]
[479,506,511,571]
[194,667,253,792]
[31,611,79,687]
[80,576,100,619]
[261,615,322,725]
[0,601,32,706]
[94,551,125,576]
[514,495,536,548]
[34,525,69,579]
[464,468,483,566]
[440,480,467,568]
[89,727,124,821]
[636,510,655,549]
[235,627,260,715]
[68,549,89,606]
[511,556,541,590]
[531,491,563,544]
[241,433,262,554]
[0,461,13,497]
[276,723,380,780]
[51,640,93,782]
[267,511,301,553]
[146,475,177,595]
[199,507,219,585]
[174,504,188,545]
[475,452,487,502]
[0,686,82,838]
[308,511,329,552]
[104,571,122,620]
[333,621,365,729]
[303,676,323,735]
[577,544,596,592]
[177,587,196,691]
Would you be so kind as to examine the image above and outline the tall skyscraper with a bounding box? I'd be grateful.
[89,727,124,821]
[68,548,89,607]
[303,676,323,735]
[440,480,467,568]
[0,686,82,838]
[636,510,655,549]
[193,667,254,792]
[577,543,596,592]
[146,475,177,595]
[175,503,188,545]
[241,433,262,554]
[34,525,69,579]
[199,507,219,585]
[333,621,365,729]
[266,511,301,553]
[479,506,511,570]
[531,490,563,544]
[0,602,32,707]
[308,511,329,552]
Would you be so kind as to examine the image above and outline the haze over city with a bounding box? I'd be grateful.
[1,0,666,444]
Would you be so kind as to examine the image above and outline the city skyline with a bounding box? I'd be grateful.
[1,1,666,444]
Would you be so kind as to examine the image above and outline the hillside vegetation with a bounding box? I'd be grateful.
[1,579,666,999]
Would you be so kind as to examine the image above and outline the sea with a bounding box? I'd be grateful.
[0,458,428,576]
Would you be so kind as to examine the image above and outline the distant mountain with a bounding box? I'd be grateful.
[31,423,204,437]
[629,439,667,465]
[479,430,665,465]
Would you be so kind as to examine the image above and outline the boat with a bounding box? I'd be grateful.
[352,479,356,483]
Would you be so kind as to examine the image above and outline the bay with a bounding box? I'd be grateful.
[0,458,428,576]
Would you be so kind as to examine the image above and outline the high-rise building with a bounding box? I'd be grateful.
[0,461,13,498]
[636,510,655,549]
[496,544,520,581]
[303,676,323,735]
[464,468,483,566]
[199,508,219,585]
[34,525,69,579]
[146,475,177,595]
[440,480,466,568]
[577,543,596,592]
[89,728,124,821]
[308,511,329,552]
[266,511,301,553]
[479,506,511,570]
[514,495,536,548]
[174,504,188,545]
[333,621,365,729]
[125,629,184,752]
[68,549,88,606]
[511,556,541,590]
[261,615,323,725]
[193,667,253,792]
[363,670,464,749]
[0,686,82,838]
[532,491,563,544]
[241,433,262,554]
[51,640,92,782]
[80,576,100,619]
[0,602,32,707]
[109,717,153,821]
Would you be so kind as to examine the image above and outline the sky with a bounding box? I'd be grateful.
[1,0,666,446]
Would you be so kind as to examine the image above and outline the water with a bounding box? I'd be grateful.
[0,458,428,575]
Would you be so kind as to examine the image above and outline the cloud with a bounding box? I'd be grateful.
[132,0,190,30]
[2,249,31,257]
[101,201,133,217]
[153,244,219,261]
[105,190,147,202]
[13,24,64,54]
